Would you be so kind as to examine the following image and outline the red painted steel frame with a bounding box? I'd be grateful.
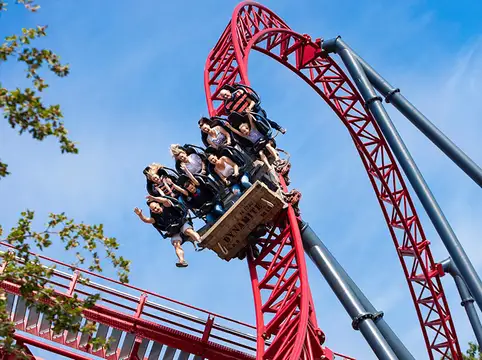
[0,242,257,360]
[203,2,461,359]
[247,177,325,360]
[12,334,92,360]
[1,244,354,360]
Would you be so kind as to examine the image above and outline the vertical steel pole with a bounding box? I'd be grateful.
[301,222,415,360]
[323,37,482,312]
[441,258,482,347]
[331,37,482,188]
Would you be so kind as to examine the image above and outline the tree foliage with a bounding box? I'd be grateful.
[0,0,77,178]
[462,342,482,360]
[0,1,131,357]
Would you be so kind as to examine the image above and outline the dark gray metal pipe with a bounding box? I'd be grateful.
[331,37,482,189]
[441,258,482,347]
[301,222,414,360]
[298,225,398,359]
[323,37,482,313]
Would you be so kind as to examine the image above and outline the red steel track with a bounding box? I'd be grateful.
[203,2,461,359]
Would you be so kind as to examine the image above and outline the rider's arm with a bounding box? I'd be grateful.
[247,112,257,130]
[247,98,256,111]
[154,185,166,197]
[217,126,232,145]
[245,89,257,111]
[207,136,215,148]
[134,208,155,224]
[215,167,229,185]
[185,169,200,187]
[225,156,239,176]
[170,182,188,196]
[146,196,173,207]
[224,122,245,137]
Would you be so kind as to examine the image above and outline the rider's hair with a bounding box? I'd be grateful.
[170,144,185,158]
[198,117,211,126]
[204,146,219,157]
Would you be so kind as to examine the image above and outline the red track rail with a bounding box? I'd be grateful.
[203,2,461,359]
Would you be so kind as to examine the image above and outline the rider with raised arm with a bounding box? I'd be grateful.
[134,196,201,268]
[223,113,282,171]
[170,144,207,176]
[143,163,177,197]
[198,117,232,149]
[219,84,286,134]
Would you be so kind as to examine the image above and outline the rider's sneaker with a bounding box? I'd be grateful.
[194,242,206,252]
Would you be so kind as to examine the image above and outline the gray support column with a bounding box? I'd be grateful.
[331,37,482,189]
[301,222,414,360]
[298,226,398,359]
[323,37,482,312]
[441,258,482,347]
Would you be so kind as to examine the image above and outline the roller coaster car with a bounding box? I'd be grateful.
[200,180,285,261]
[209,146,280,210]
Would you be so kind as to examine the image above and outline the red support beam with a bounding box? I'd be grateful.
[13,334,92,360]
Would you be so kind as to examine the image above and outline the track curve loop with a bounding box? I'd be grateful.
[204,2,461,359]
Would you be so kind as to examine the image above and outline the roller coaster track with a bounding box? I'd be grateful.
[203,2,460,359]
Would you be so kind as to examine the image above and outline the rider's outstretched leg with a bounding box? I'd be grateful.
[265,143,281,162]
[172,239,188,267]
[259,150,274,170]
[184,226,204,252]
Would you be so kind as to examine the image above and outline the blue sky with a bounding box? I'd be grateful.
[1,0,482,358]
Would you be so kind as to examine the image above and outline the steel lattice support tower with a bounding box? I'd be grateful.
[203,2,461,359]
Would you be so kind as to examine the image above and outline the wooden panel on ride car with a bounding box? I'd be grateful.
[201,181,285,261]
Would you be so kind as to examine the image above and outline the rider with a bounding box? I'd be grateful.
[143,163,177,197]
[222,113,281,170]
[205,147,251,197]
[169,169,225,225]
[170,144,207,176]
[198,117,232,149]
[134,196,201,268]
[219,84,286,134]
